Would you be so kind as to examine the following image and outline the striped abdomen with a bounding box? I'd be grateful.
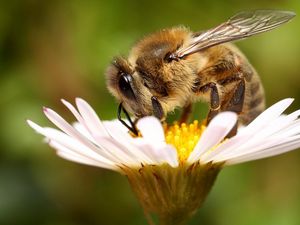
[240,66,265,124]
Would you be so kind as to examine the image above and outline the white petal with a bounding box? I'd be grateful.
[272,119,300,138]
[102,119,132,139]
[101,116,176,166]
[75,98,109,137]
[57,151,104,167]
[103,123,155,165]
[63,99,156,165]
[66,98,139,163]
[136,116,165,146]
[131,138,163,163]
[209,112,300,162]
[160,145,179,167]
[30,99,179,168]
[213,136,284,162]
[95,137,140,165]
[240,98,294,135]
[42,107,121,163]
[43,107,98,148]
[131,138,178,167]
[247,110,300,141]
[72,122,94,141]
[62,99,111,144]
[27,120,116,169]
[187,112,237,163]
[61,99,90,134]
[49,140,108,168]
[151,145,178,167]
[214,130,300,164]
[62,99,144,164]
[201,133,250,163]
[62,99,112,141]
[214,118,300,162]
[225,138,300,165]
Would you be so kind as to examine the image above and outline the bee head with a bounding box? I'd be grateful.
[106,57,166,120]
[106,27,199,121]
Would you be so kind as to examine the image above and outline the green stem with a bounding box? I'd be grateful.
[159,215,189,225]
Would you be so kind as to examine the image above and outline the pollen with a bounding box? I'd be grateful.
[164,120,206,163]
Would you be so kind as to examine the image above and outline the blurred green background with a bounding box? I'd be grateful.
[1,0,300,225]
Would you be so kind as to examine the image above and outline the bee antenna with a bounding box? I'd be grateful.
[117,103,139,136]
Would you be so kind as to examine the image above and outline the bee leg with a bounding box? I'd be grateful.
[207,83,221,125]
[151,96,164,120]
[222,78,246,137]
[179,103,192,123]
[197,82,220,125]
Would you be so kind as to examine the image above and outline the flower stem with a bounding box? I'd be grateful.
[159,215,189,225]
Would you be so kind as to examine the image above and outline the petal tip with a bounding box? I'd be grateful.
[284,98,294,105]
[61,99,67,104]
[43,106,48,112]
[209,111,238,127]
[75,97,84,104]
[27,120,41,131]
[26,119,34,126]
[61,99,74,109]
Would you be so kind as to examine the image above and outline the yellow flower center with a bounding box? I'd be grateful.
[164,120,206,163]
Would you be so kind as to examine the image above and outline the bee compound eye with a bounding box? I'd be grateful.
[118,73,136,100]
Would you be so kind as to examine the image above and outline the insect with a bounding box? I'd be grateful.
[106,10,295,135]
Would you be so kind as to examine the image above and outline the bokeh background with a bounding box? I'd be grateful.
[1,0,300,225]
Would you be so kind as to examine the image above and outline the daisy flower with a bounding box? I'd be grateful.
[28,98,300,225]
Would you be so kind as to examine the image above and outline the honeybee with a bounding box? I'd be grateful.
[106,10,295,135]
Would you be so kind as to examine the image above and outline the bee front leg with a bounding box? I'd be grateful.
[206,83,221,125]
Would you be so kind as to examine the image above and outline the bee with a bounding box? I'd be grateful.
[106,10,295,135]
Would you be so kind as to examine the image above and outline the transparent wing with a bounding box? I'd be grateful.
[173,10,295,59]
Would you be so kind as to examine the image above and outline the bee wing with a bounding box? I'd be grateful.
[173,10,295,58]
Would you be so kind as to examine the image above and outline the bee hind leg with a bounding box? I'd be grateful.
[222,78,246,138]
